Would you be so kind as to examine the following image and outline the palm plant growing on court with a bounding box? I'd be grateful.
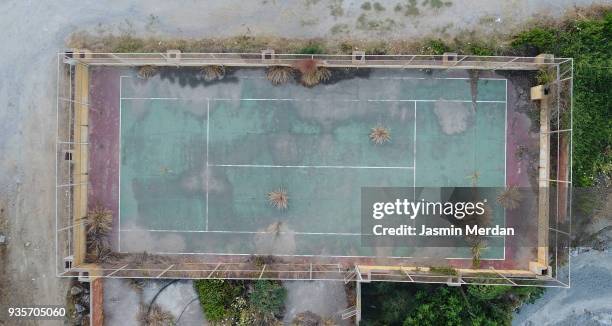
[266,66,294,85]
[86,207,113,238]
[137,65,157,80]
[201,65,226,81]
[466,170,480,187]
[369,125,391,144]
[85,207,113,262]
[267,188,289,210]
[496,186,522,210]
[293,59,331,87]
[470,238,486,268]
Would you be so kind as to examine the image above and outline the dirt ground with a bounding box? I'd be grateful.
[103,279,205,326]
[283,281,350,325]
[0,0,606,325]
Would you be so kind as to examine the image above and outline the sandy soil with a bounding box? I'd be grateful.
[0,0,606,325]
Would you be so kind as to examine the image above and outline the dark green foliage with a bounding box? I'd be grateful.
[299,43,326,54]
[511,27,557,55]
[556,12,612,185]
[249,280,287,317]
[508,10,612,185]
[194,279,288,323]
[467,284,512,301]
[194,280,244,322]
[362,283,544,325]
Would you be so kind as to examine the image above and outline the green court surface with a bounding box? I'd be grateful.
[119,69,507,259]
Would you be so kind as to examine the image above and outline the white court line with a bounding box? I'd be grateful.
[413,101,417,230]
[118,228,506,239]
[208,98,506,103]
[121,97,180,100]
[118,76,122,252]
[209,163,415,169]
[117,249,506,261]
[503,78,508,261]
[206,98,210,231]
[120,229,365,236]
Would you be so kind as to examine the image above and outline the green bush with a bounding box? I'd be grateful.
[423,39,449,55]
[298,43,326,54]
[362,283,544,325]
[467,284,512,301]
[511,27,557,55]
[194,280,244,322]
[249,280,287,317]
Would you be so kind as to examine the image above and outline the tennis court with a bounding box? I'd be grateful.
[117,68,507,260]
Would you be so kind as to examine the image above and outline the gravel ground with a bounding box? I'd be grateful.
[0,0,607,325]
[513,250,612,326]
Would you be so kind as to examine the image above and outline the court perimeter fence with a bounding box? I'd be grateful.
[56,51,572,287]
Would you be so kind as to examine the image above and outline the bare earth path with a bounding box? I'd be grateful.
[0,0,603,325]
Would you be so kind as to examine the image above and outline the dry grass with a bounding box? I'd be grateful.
[266,66,294,85]
[267,189,289,210]
[201,65,225,81]
[496,186,523,210]
[369,125,391,144]
[138,304,174,326]
[137,65,157,80]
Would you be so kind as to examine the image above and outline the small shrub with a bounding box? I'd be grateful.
[361,2,372,10]
[298,43,325,54]
[511,27,557,54]
[423,39,449,55]
[194,280,244,322]
[373,2,386,11]
[536,68,555,85]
